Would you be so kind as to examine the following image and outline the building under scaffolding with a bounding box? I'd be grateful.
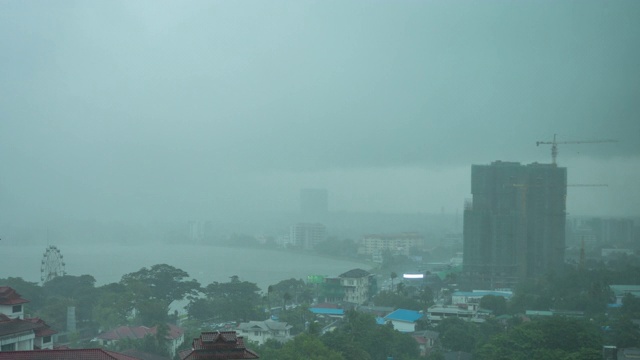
[463,161,567,288]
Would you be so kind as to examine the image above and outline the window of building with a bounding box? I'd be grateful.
[1,343,16,351]
[12,304,22,313]
[43,336,52,343]
[254,331,259,336]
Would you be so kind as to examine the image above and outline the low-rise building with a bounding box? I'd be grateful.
[610,285,640,305]
[426,305,482,323]
[0,287,28,320]
[0,287,56,352]
[384,309,424,333]
[320,269,375,305]
[0,349,142,359]
[179,331,259,360]
[338,269,375,305]
[236,319,292,345]
[361,233,425,258]
[451,290,512,311]
[289,223,326,250]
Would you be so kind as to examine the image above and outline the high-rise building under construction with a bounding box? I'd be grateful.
[463,161,567,288]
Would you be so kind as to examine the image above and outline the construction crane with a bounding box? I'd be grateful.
[536,134,617,166]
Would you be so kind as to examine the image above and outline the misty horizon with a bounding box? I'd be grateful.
[1,1,639,229]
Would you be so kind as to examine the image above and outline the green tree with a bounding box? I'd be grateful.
[259,333,345,360]
[269,278,314,306]
[283,292,292,310]
[610,317,640,348]
[372,290,422,311]
[185,298,217,322]
[134,298,169,326]
[508,268,613,315]
[92,282,136,330]
[480,295,507,316]
[0,277,45,311]
[321,310,419,360]
[418,286,435,308]
[390,272,398,291]
[278,304,310,335]
[192,277,262,322]
[41,275,98,325]
[36,296,74,329]
[621,293,640,318]
[121,264,201,305]
[436,317,479,353]
[267,285,274,314]
[476,316,602,360]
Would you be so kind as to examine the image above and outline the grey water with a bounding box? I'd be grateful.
[0,243,369,292]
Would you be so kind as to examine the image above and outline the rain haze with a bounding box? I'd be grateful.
[3,3,640,357]
[1,0,639,234]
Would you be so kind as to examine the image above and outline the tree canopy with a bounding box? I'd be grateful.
[321,310,420,360]
[120,264,201,305]
[187,276,262,323]
[476,316,602,360]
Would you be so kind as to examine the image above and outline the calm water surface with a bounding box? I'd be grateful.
[1,243,369,291]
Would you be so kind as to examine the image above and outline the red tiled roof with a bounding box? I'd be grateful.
[0,349,142,360]
[0,286,29,305]
[25,317,58,337]
[0,316,40,337]
[180,332,259,360]
[121,349,171,360]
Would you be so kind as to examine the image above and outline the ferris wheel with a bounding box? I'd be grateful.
[41,245,66,283]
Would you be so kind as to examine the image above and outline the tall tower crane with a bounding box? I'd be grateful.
[536,134,617,166]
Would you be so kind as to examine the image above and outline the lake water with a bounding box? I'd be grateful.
[0,243,370,292]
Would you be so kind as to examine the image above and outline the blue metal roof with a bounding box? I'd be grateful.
[384,309,423,322]
[309,308,345,316]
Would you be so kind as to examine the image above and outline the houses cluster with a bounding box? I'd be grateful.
[0,286,56,352]
[6,265,637,360]
[0,286,260,360]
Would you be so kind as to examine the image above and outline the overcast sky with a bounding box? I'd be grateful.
[1,0,639,224]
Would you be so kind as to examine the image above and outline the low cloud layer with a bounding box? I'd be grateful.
[1,1,639,223]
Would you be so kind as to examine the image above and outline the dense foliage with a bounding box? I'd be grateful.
[476,317,602,360]
[187,276,262,323]
[258,310,419,360]
[322,311,420,360]
[2,254,640,358]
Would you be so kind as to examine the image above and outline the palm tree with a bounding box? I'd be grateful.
[390,272,398,291]
[266,285,275,317]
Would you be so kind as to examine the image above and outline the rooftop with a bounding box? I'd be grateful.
[237,319,292,332]
[0,349,141,360]
[180,331,259,360]
[309,308,345,316]
[0,286,29,306]
[384,309,423,323]
[0,314,41,337]
[339,268,371,278]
